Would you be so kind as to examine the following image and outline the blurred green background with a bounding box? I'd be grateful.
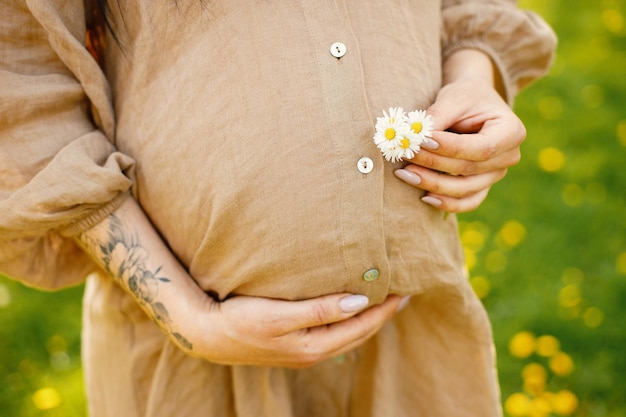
[1,1,625,416]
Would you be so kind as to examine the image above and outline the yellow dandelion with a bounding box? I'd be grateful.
[505,392,532,417]
[510,331,536,358]
[522,363,548,396]
[536,335,560,357]
[602,8,624,34]
[529,397,552,417]
[522,362,548,381]
[551,390,579,415]
[32,387,61,410]
[538,147,565,172]
[461,228,488,251]
[549,352,574,376]
[498,220,527,248]
[559,284,581,308]
[524,376,546,397]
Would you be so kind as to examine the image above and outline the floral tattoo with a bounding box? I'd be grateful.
[78,215,193,350]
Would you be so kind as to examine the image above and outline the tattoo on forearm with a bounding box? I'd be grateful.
[78,215,193,350]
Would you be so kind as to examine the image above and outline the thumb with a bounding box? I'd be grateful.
[274,293,371,333]
[426,91,462,132]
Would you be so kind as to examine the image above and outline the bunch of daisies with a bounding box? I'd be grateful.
[373,107,434,163]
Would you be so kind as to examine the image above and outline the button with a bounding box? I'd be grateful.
[362,268,379,282]
[330,42,347,58]
[357,157,374,174]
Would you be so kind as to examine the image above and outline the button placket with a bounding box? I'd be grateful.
[299,1,390,301]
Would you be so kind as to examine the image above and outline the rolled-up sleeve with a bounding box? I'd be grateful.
[441,0,557,103]
[0,0,134,289]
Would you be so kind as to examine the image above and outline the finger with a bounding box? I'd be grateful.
[263,293,373,335]
[426,90,472,132]
[422,188,491,213]
[430,117,525,162]
[396,165,508,199]
[292,295,405,366]
[408,146,520,176]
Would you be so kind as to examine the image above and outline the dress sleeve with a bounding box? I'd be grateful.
[441,0,557,103]
[0,0,134,289]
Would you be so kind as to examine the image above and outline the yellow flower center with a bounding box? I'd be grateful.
[411,121,423,134]
[400,137,410,149]
[384,128,396,140]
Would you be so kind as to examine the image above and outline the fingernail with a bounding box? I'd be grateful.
[339,295,369,313]
[421,196,442,207]
[396,296,411,312]
[422,138,439,150]
[394,169,422,186]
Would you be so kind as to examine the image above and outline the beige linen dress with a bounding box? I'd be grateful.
[0,1,556,416]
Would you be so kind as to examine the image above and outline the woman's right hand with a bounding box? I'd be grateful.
[189,292,405,368]
[74,196,405,368]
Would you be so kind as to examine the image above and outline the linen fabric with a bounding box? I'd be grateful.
[0,1,556,416]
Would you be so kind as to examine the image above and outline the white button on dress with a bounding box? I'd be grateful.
[356,157,374,174]
[330,42,347,58]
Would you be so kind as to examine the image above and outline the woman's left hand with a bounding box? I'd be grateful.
[394,51,527,213]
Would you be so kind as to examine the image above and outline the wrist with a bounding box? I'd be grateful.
[74,197,210,354]
[442,48,505,98]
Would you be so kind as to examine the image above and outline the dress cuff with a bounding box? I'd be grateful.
[442,3,557,104]
[59,191,131,237]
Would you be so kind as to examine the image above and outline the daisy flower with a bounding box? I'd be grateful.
[373,107,412,162]
[380,140,405,163]
[373,107,434,162]
[407,109,434,143]
[373,107,408,151]
[395,131,421,161]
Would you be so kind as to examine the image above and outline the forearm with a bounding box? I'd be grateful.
[73,196,210,352]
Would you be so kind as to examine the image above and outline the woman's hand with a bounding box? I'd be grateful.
[192,292,405,368]
[394,49,527,213]
[75,197,406,369]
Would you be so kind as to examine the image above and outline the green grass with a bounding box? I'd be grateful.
[461,1,626,415]
[0,281,85,417]
[1,1,625,416]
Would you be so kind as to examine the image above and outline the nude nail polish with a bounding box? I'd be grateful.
[421,196,442,207]
[394,169,422,186]
[396,296,411,312]
[339,295,369,313]
[422,138,439,150]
